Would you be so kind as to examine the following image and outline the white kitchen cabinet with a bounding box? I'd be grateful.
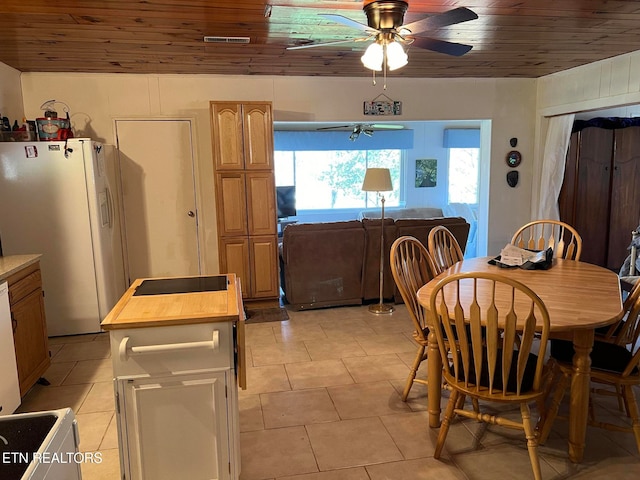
[115,370,236,480]
[102,275,245,480]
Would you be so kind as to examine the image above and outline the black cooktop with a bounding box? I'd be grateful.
[133,276,228,296]
[0,414,58,479]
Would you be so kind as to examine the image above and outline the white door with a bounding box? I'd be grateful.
[117,371,231,480]
[115,120,200,282]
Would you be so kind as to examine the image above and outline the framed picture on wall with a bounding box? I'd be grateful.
[415,159,437,187]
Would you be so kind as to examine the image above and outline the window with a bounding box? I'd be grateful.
[274,149,402,210]
[448,147,479,204]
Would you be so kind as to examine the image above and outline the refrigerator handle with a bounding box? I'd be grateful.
[105,187,114,229]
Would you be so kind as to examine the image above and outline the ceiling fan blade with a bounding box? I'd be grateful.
[369,124,404,129]
[410,36,473,57]
[287,37,371,50]
[401,7,477,35]
[317,124,404,131]
[316,125,352,130]
[319,13,379,34]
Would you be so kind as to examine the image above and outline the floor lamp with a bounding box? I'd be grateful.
[362,168,394,314]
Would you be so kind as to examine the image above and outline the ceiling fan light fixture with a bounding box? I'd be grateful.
[361,42,383,71]
[386,41,408,70]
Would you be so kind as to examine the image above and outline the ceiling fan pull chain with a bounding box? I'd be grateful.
[383,43,388,90]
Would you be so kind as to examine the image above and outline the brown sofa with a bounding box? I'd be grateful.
[280,216,470,310]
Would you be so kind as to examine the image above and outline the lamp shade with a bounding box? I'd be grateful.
[386,42,408,71]
[361,42,383,71]
[362,168,393,192]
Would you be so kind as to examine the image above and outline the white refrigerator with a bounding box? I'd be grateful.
[0,139,127,336]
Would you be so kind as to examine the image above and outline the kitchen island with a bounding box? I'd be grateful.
[101,274,246,480]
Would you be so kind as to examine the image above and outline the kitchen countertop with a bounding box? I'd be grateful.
[101,274,242,330]
[0,254,42,282]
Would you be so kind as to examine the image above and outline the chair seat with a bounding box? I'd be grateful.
[550,339,638,374]
[449,351,539,394]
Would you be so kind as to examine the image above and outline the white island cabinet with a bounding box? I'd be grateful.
[101,274,246,480]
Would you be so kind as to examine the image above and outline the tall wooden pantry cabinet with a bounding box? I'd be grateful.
[559,120,640,270]
[210,102,279,302]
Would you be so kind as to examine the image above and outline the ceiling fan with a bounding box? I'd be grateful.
[288,1,477,69]
[317,123,403,141]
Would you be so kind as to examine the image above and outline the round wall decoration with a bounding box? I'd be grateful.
[506,150,522,167]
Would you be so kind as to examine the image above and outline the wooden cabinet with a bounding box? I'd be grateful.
[211,102,274,171]
[559,124,640,270]
[211,102,278,300]
[249,236,280,297]
[6,262,50,397]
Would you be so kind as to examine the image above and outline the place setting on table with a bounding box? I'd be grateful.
[415,220,626,469]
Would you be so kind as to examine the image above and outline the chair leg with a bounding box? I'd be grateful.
[521,403,543,480]
[434,390,459,459]
[402,345,426,401]
[588,395,596,423]
[538,368,570,444]
[622,385,640,455]
[535,397,546,431]
[616,384,626,413]
[535,360,557,434]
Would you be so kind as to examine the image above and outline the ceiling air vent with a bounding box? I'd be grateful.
[204,36,250,44]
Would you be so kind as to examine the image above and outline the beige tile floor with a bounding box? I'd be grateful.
[15,303,640,479]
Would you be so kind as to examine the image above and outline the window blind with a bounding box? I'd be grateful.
[443,128,480,148]
[274,130,414,151]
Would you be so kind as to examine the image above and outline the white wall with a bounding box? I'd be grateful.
[18,72,536,270]
[0,62,24,126]
[403,120,483,208]
[537,51,640,116]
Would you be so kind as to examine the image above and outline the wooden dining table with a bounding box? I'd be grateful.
[416,256,623,464]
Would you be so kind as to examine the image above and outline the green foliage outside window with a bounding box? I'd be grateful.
[275,149,401,210]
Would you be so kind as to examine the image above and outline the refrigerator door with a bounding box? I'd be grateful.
[82,141,126,320]
[0,140,102,335]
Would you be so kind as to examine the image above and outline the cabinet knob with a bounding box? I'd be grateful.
[187,211,195,218]
[11,313,17,333]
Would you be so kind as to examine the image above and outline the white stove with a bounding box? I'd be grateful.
[0,408,83,479]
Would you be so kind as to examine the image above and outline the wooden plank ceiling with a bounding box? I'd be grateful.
[1,0,640,78]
